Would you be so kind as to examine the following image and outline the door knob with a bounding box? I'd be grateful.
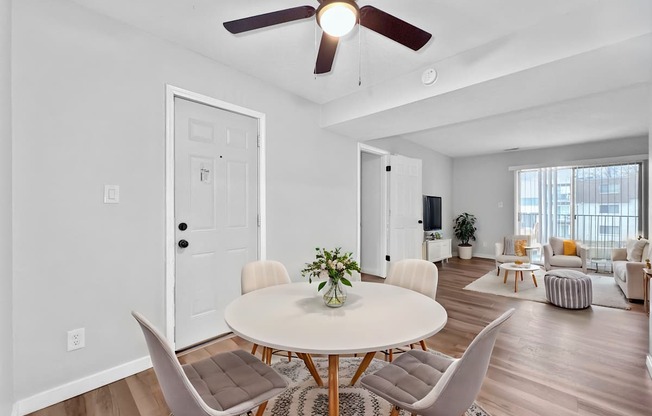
[178,222,188,231]
[178,239,189,248]
[418,220,423,224]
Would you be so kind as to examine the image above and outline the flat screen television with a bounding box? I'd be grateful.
[423,195,442,231]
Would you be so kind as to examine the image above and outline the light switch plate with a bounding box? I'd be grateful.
[104,185,120,204]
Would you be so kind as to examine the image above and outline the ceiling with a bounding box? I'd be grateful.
[69,0,651,157]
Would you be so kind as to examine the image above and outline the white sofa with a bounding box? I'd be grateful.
[611,238,649,301]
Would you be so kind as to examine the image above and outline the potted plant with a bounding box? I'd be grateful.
[453,212,477,259]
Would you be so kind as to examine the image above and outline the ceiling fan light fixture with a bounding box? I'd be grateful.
[317,1,359,37]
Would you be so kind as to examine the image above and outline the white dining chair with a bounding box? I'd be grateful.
[384,259,439,360]
[241,260,293,363]
[362,309,514,416]
[132,311,287,416]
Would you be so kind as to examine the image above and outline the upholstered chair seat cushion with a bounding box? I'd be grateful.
[495,254,530,264]
[183,349,288,412]
[548,255,583,268]
[361,350,454,408]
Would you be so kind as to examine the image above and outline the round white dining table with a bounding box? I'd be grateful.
[224,281,448,416]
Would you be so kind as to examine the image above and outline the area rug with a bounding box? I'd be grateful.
[464,269,630,310]
[266,355,489,416]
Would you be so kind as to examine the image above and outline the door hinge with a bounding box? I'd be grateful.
[386,255,391,261]
[257,135,261,148]
[257,214,261,227]
[386,166,391,172]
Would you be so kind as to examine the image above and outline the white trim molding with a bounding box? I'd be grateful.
[164,85,266,346]
[647,354,652,379]
[15,356,151,416]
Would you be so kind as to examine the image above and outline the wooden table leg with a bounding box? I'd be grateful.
[350,352,375,385]
[531,271,538,287]
[329,355,339,416]
[514,271,518,292]
[296,353,323,387]
[503,270,508,284]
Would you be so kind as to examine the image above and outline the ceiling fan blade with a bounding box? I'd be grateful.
[224,6,316,34]
[359,5,432,51]
[314,33,339,74]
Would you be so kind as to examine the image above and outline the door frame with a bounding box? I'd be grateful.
[164,85,266,344]
[357,143,390,278]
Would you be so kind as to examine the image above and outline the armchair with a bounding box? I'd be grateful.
[611,238,649,301]
[495,235,532,275]
[543,237,587,274]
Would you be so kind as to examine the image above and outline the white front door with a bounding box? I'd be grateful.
[388,155,423,264]
[174,97,259,349]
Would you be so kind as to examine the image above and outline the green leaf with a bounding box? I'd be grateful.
[317,281,327,291]
[340,277,352,287]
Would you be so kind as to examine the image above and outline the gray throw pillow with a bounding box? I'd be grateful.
[550,237,564,256]
[504,237,515,255]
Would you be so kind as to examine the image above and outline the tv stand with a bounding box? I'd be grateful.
[424,239,452,265]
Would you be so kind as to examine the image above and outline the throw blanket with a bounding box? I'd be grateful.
[545,269,587,279]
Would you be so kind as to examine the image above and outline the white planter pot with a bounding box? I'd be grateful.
[458,245,473,259]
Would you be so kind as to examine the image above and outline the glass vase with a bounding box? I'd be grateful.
[323,278,347,308]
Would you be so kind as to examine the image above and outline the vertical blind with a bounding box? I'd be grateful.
[516,162,646,261]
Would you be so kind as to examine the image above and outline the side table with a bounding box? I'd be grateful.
[643,268,651,316]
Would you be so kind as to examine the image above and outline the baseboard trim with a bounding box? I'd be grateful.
[473,253,496,260]
[647,354,652,379]
[15,356,152,415]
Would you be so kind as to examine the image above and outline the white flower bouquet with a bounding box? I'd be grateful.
[301,247,360,291]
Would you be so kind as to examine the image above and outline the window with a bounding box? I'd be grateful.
[600,183,620,194]
[516,162,645,260]
[599,225,620,236]
[599,204,620,214]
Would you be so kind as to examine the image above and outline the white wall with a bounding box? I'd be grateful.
[453,136,649,258]
[366,138,454,239]
[0,0,14,414]
[12,0,357,406]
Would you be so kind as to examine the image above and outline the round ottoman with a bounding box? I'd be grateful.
[544,270,592,309]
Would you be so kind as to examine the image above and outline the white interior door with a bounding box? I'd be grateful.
[174,97,258,349]
[388,155,423,264]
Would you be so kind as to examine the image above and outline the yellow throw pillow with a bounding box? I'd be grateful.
[563,240,577,256]
[514,239,527,257]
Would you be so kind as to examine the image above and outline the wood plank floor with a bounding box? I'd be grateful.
[29,258,652,416]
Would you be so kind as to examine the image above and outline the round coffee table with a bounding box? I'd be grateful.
[499,263,539,292]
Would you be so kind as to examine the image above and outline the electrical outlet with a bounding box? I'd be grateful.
[67,328,85,351]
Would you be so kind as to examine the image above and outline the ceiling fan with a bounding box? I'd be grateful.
[223,0,432,74]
